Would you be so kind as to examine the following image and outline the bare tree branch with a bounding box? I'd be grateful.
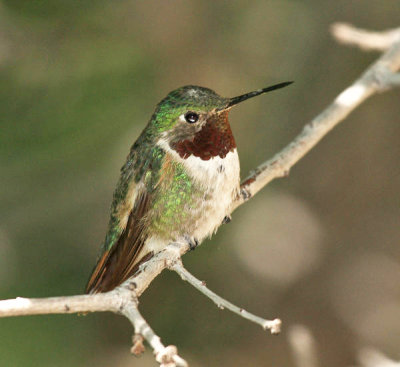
[0,282,188,367]
[122,300,188,367]
[332,23,400,51]
[1,23,400,367]
[234,25,400,210]
[171,259,281,334]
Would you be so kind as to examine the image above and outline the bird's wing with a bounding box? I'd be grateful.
[85,142,165,294]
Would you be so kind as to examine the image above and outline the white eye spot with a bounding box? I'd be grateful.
[179,114,186,123]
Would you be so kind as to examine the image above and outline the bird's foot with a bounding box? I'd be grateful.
[185,236,199,251]
[241,188,251,200]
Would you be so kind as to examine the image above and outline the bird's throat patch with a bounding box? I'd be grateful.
[170,111,236,160]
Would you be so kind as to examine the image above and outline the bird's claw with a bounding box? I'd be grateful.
[185,236,199,251]
[241,188,251,200]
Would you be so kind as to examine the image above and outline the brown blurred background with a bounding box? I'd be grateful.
[1,1,400,366]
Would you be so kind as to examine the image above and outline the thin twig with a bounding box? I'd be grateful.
[170,260,281,334]
[121,302,188,367]
[233,27,400,210]
[332,23,400,51]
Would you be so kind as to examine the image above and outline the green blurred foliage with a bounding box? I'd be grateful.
[1,1,400,366]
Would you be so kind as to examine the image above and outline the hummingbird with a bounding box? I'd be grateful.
[86,81,292,293]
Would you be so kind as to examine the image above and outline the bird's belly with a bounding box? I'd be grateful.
[192,180,237,241]
[144,149,240,256]
[184,149,240,241]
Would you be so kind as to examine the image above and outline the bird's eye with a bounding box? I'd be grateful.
[184,111,199,124]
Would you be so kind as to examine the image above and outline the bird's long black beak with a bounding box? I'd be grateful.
[223,81,293,109]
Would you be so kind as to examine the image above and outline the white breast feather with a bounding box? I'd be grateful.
[157,138,240,241]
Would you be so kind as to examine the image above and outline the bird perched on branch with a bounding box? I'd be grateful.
[86,81,292,293]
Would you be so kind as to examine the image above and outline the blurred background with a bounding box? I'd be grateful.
[1,1,399,366]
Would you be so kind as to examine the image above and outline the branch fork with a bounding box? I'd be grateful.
[1,23,400,367]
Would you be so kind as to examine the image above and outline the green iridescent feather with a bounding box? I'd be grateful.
[100,126,159,255]
[99,86,227,255]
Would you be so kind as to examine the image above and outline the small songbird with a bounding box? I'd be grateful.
[85,81,292,293]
